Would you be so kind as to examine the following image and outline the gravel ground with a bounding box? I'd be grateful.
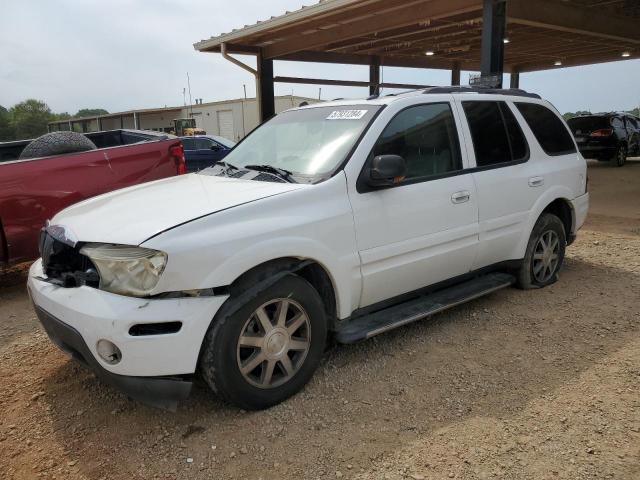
[1,160,639,480]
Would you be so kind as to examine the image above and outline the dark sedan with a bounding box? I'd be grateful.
[181,135,235,172]
[568,113,640,167]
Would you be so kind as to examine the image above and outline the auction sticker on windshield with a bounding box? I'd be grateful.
[326,110,368,120]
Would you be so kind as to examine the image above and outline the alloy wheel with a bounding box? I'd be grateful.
[236,298,311,389]
[532,230,560,283]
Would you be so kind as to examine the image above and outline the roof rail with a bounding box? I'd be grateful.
[423,86,541,99]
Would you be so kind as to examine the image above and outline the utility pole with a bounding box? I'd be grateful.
[187,72,193,118]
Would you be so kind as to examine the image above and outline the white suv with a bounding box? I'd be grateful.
[28,87,589,410]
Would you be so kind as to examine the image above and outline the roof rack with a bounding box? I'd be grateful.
[423,86,541,99]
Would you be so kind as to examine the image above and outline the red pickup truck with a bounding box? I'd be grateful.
[0,129,185,265]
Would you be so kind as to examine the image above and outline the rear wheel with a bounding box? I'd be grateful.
[517,213,566,289]
[199,274,327,410]
[613,144,627,167]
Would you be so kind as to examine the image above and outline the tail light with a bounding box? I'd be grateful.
[170,144,186,175]
[590,128,613,137]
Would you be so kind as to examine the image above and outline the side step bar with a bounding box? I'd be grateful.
[335,272,515,344]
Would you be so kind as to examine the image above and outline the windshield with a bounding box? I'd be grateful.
[211,135,235,148]
[213,105,380,179]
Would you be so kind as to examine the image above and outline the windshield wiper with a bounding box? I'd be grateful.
[244,164,295,183]
[217,160,240,177]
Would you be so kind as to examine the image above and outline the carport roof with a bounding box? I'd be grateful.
[194,0,640,73]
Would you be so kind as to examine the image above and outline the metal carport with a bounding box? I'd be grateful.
[194,0,639,121]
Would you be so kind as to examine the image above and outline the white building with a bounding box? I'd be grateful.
[49,95,318,142]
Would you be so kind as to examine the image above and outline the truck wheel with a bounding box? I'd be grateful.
[19,132,97,160]
[516,213,566,289]
[200,274,327,410]
[613,144,627,167]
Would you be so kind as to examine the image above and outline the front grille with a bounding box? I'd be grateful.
[40,231,99,288]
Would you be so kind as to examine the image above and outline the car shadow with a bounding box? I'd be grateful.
[41,255,639,479]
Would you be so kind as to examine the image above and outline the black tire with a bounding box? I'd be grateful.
[516,213,566,289]
[612,144,627,167]
[199,274,327,410]
[19,131,97,160]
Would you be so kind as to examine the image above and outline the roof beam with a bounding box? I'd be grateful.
[508,0,640,45]
[274,76,431,90]
[262,0,482,59]
[277,50,464,70]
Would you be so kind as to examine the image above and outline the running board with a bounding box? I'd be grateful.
[335,272,515,344]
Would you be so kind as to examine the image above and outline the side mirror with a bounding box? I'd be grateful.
[210,144,221,151]
[367,155,407,187]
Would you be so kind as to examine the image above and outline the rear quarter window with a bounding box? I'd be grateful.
[516,103,576,156]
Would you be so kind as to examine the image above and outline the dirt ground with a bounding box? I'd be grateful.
[1,159,639,480]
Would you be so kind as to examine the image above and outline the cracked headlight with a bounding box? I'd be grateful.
[79,244,167,297]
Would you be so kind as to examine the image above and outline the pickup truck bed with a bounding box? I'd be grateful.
[0,129,185,265]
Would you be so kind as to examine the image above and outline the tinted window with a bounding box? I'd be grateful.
[462,101,527,167]
[628,116,640,130]
[195,138,213,150]
[516,103,576,156]
[181,138,196,150]
[372,103,462,180]
[500,103,528,161]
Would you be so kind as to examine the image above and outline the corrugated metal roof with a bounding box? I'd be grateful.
[193,0,362,52]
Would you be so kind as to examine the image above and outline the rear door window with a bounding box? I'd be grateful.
[515,103,576,156]
[462,101,528,167]
[181,138,196,150]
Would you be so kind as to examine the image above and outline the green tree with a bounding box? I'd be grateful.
[9,99,53,140]
[76,108,108,117]
[53,112,72,121]
[0,105,15,141]
[563,110,591,121]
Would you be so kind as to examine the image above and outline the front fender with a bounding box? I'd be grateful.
[201,236,358,319]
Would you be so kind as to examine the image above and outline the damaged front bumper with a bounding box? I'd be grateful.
[28,259,230,410]
[34,305,191,410]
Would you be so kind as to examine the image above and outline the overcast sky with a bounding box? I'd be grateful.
[1,0,639,115]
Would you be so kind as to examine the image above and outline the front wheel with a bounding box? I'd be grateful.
[516,213,566,289]
[199,274,327,410]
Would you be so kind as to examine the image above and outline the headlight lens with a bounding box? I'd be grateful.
[79,244,167,297]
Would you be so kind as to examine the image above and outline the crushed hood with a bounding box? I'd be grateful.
[51,174,305,245]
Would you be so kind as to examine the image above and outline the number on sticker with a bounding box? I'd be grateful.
[326,110,368,120]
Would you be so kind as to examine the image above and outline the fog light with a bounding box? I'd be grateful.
[96,339,122,365]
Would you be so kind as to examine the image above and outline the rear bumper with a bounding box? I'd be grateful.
[577,145,616,159]
[34,305,191,410]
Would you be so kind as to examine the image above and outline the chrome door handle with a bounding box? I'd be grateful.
[451,191,470,204]
[529,176,544,187]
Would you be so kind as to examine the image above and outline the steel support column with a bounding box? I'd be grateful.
[258,54,275,122]
[480,0,506,88]
[451,63,461,86]
[510,72,520,88]
[369,57,380,95]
